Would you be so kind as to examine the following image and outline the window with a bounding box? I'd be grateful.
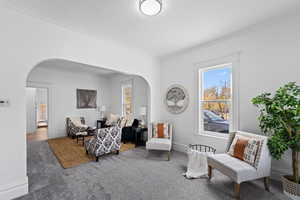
[122,83,133,116]
[199,63,233,135]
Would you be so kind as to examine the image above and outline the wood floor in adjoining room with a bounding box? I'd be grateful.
[27,127,48,141]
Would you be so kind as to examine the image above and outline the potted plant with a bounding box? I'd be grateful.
[252,82,300,200]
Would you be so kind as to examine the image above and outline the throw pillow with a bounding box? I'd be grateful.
[228,134,250,156]
[157,123,165,138]
[253,139,264,169]
[125,116,135,127]
[106,114,119,126]
[71,118,82,127]
[119,117,127,128]
[243,138,261,167]
[110,114,119,123]
[152,123,169,138]
[233,138,249,160]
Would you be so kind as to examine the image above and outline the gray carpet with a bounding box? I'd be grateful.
[15,140,288,200]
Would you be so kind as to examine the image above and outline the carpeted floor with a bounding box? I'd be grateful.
[15,140,289,200]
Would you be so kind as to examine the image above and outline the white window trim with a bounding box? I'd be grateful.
[196,54,240,139]
[121,79,134,116]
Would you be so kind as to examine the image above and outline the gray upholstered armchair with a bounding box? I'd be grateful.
[207,131,271,199]
[85,126,122,162]
[66,117,88,138]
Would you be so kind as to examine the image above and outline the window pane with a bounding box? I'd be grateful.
[122,84,133,116]
[203,66,231,100]
[201,101,230,134]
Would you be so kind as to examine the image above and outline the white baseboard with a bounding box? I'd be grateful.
[0,176,28,200]
[172,142,187,153]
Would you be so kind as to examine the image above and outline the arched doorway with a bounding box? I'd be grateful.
[26,58,151,140]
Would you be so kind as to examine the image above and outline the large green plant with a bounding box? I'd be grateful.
[252,82,300,183]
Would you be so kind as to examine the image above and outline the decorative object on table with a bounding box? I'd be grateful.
[66,117,88,138]
[165,84,189,114]
[98,105,106,119]
[252,82,300,200]
[139,106,147,127]
[85,126,122,162]
[207,131,271,199]
[76,89,97,109]
[146,122,172,161]
[183,144,215,179]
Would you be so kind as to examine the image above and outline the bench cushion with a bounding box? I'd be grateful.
[207,154,259,183]
[146,138,171,151]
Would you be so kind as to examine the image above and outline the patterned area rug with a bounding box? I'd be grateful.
[48,137,135,168]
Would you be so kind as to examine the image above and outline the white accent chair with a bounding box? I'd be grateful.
[146,122,173,161]
[207,131,271,199]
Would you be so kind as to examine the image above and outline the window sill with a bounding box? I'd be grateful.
[195,131,229,140]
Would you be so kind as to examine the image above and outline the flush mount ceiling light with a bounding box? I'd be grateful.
[139,0,162,16]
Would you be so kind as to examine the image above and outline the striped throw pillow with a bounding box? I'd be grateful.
[243,138,261,167]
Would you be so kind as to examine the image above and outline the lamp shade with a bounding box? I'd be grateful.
[140,106,147,115]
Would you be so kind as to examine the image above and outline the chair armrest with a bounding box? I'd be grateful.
[257,140,272,178]
[168,124,173,140]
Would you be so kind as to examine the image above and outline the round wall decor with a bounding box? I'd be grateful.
[165,84,189,114]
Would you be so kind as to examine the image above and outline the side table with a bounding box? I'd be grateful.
[134,127,148,146]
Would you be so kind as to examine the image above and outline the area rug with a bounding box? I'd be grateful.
[48,137,135,169]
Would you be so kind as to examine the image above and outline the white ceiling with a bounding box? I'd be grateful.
[7,0,300,57]
[36,59,121,76]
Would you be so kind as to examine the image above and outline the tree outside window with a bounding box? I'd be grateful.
[199,64,232,134]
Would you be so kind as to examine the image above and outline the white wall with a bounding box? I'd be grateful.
[109,74,149,121]
[27,66,112,138]
[0,4,160,199]
[160,11,300,176]
[35,88,48,122]
[25,88,36,134]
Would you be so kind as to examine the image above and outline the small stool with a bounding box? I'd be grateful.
[76,131,88,146]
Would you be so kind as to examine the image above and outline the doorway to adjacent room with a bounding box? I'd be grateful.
[26,87,48,141]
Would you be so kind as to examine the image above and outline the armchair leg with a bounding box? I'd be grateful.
[96,156,99,162]
[234,183,240,200]
[116,150,119,155]
[167,151,170,161]
[208,165,212,180]
[86,149,88,155]
[264,177,270,192]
